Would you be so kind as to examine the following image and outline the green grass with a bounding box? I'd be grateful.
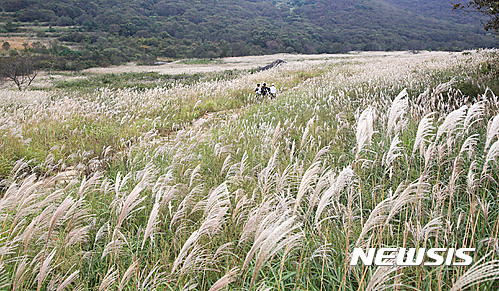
[0,68,256,180]
[177,58,224,65]
[51,70,245,91]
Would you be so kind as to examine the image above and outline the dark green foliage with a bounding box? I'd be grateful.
[17,7,57,22]
[1,42,10,50]
[0,0,497,70]
[453,0,499,31]
[3,20,19,33]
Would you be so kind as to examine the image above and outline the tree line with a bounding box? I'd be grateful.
[0,0,497,73]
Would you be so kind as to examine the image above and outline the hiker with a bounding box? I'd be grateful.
[255,83,261,98]
[270,83,277,99]
[261,83,269,98]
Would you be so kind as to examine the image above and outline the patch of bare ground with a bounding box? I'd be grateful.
[0,36,52,49]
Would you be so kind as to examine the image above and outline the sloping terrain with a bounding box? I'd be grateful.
[293,0,497,50]
[0,0,496,69]
[0,50,499,289]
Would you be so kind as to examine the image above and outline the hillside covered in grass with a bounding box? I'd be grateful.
[0,50,499,289]
[0,0,497,69]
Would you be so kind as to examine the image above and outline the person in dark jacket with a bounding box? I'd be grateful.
[261,83,269,98]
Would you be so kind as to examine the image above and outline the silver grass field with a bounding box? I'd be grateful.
[0,50,499,290]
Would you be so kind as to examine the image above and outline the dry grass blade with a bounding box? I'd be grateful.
[450,252,499,291]
[430,78,456,108]
[436,105,467,141]
[459,134,479,159]
[294,161,320,212]
[408,216,443,244]
[197,182,230,217]
[384,135,404,178]
[77,172,102,198]
[356,198,391,246]
[365,262,405,291]
[0,263,8,290]
[141,202,160,249]
[357,180,425,246]
[412,112,435,156]
[483,139,499,174]
[99,267,119,291]
[356,106,375,157]
[12,257,29,290]
[315,166,355,229]
[116,180,146,230]
[464,101,485,133]
[171,230,200,274]
[37,248,57,291]
[387,88,409,137]
[47,195,74,241]
[485,114,499,151]
[208,267,239,291]
[56,270,80,291]
[101,232,126,260]
[242,214,303,288]
[138,263,167,290]
[119,259,139,291]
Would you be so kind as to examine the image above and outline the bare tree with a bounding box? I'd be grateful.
[0,53,38,91]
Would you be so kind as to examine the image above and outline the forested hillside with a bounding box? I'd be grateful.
[0,0,497,69]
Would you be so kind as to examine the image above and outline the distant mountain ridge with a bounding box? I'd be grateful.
[0,0,496,68]
[290,0,496,51]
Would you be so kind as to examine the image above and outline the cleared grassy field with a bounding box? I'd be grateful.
[0,50,499,290]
